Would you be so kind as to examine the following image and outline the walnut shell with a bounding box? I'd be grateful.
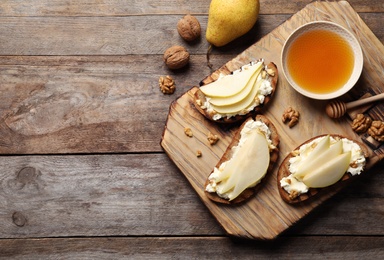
[163,45,190,70]
[177,14,201,42]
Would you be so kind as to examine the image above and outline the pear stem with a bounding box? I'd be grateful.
[206,44,213,69]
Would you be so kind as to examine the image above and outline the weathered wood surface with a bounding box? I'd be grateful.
[0,154,383,238]
[0,0,383,258]
[1,237,384,259]
[1,0,382,16]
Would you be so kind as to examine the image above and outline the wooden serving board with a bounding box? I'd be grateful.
[161,1,384,240]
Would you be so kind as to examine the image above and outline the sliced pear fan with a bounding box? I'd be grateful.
[208,65,262,106]
[294,139,343,180]
[209,79,263,114]
[216,130,270,201]
[302,151,352,188]
[199,62,262,98]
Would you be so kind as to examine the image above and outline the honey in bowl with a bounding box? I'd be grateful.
[281,21,363,100]
[286,29,354,94]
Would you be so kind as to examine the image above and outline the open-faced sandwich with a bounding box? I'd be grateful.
[205,115,279,204]
[277,134,369,204]
[194,59,278,124]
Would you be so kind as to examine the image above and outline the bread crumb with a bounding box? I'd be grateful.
[196,150,202,157]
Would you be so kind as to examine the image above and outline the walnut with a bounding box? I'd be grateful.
[289,190,300,200]
[207,132,219,145]
[177,14,201,42]
[350,161,358,168]
[163,45,190,70]
[266,68,275,77]
[159,75,176,94]
[368,120,384,142]
[282,107,300,128]
[261,70,267,79]
[254,96,261,106]
[184,127,193,137]
[195,99,206,109]
[351,114,372,133]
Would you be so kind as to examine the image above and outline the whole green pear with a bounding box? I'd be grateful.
[206,0,260,47]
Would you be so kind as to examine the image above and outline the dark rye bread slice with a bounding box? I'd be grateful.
[277,134,370,204]
[193,61,278,124]
[205,115,280,205]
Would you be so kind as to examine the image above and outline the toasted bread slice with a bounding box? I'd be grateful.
[277,134,369,204]
[205,115,279,204]
[193,61,278,124]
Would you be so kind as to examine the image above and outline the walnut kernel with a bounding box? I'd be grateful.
[207,132,219,145]
[266,68,275,77]
[177,14,201,42]
[282,107,300,128]
[289,190,299,200]
[184,127,193,137]
[368,120,384,142]
[261,70,268,79]
[351,114,372,133]
[159,75,176,94]
[350,162,358,168]
[163,45,190,70]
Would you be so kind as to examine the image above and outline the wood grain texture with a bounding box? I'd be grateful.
[0,15,290,56]
[1,0,382,16]
[0,153,382,239]
[161,1,384,239]
[0,236,383,259]
[0,55,231,154]
[0,154,222,238]
[0,15,381,56]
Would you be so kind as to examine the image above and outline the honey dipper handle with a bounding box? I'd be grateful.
[345,93,384,109]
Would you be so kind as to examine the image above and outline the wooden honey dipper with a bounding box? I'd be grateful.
[325,92,384,118]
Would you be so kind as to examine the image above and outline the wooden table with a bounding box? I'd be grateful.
[0,0,383,258]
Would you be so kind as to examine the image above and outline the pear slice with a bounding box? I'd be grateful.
[302,151,351,188]
[200,62,262,98]
[216,131,270,200]
[209,77,263,114]
[208,65,262,106]
[213,158,237,184]
[216,131,258,186]
[298,135,330,166]
[294,139,343,180]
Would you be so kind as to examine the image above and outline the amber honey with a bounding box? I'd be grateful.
[287,29,354,94]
